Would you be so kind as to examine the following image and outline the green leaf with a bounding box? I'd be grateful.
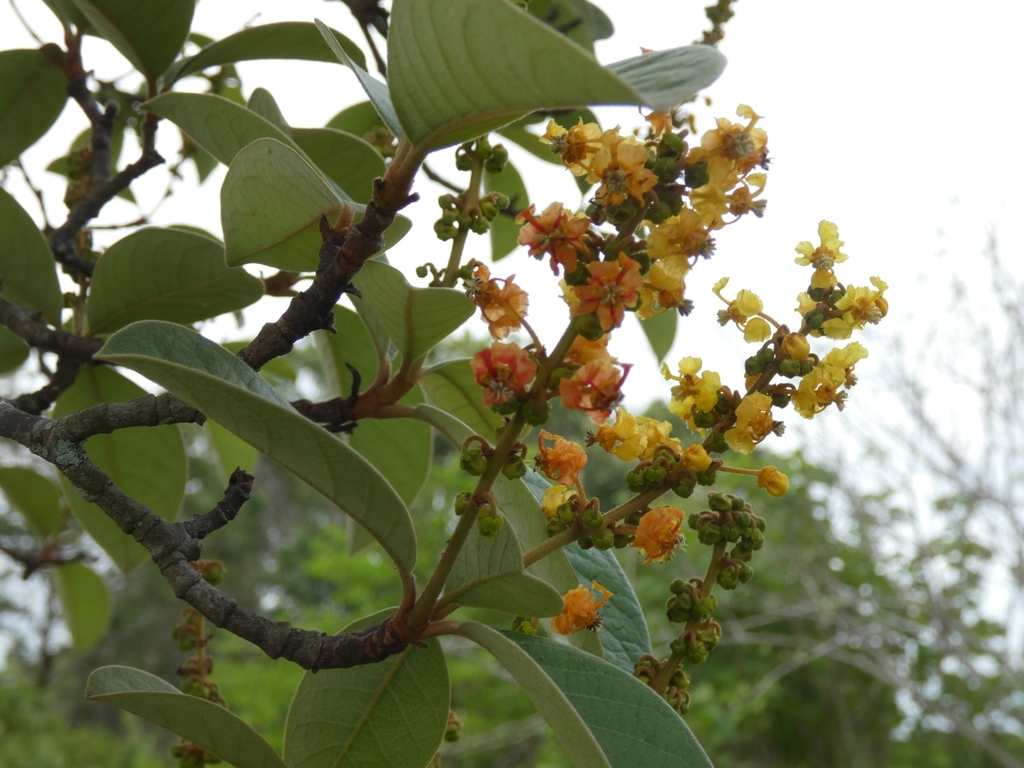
[86,665,288,768]
[326,100,386,138]
[313,19,404,140]
[638,310,677,364]
[87,228,264,335]
[386,0,725,150]
[0,188,64,325]
[245,88,291,136]
[71,0,195,81]
[484,160,528,261]
[283,609,449,768]
[144,92,296,168]
[0,466,65,538]
[418,359,503,439]
[564,546,651,673]
[97,320,417,574]
[220,137,344,271]
[41,0,91,29]
[53,366,187,573]
[454,621,611,768]
[445,517,563,617]
[206,419,258,478]
[52,561,111,653]
[165,22,366,84]
[500,630,713,768]
[292,127,385,204]
[350,260,474,368]
[46,124,125,179]
[0,326,29,374]
[0,46,68,167]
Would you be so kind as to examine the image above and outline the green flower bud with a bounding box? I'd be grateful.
[755,516,767,532]
[441,208,459,226]
[415,265,429,279]
[474,138,493,158]
[455,152,474,171]
[697,522,722,545]
[717,567,740,590]
[434,221,459,241]
[613,534,632,548]
[460,445,489,476]
[684,160,709,189]
[779,359,802,378]
[806,309,825,329]
[653,157,676,181]
[807,286,825,302]
[673,475,696,499]
[734,510,751,529]
[438,193,456,209]
[178,634,197,652]
[670,668,691,690]
[492,192,510,209]
[644,464,668,486]
[592,527,615,550]
[731,495,746,511]
[670,578,687,595]
[799,360,815,376]
[646,201,672,224]
[454,491,473,516]
[708,493,731,512]
[660,131,685,156]
[626,467,649,493]
[745,355,764,376]
[695,466,718,486]
[669,638,688,656]
[556,502,577,526]
[771,392,792,408]
[476,506,504,537]
[738,564,754,583]
[479,200,499,221]
[492,397,520,416]
[756,347,775,367]
[581,507,603,529]
[501,455,527,479]
[721,523,742,543]
[577,536,595,550]
[693,410,718,429]
[574,313,606,341]
[687,512,701,530]
[546,517,567,536]
[522,397,551,426]
[685,643,710,665]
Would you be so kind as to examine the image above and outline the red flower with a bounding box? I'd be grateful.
[516,202,592,275]
[471,342,537,408]
[573,255,644,330]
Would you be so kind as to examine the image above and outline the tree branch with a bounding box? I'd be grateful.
[0,298,103,360]
[11,356,82,415]
[0,400,408,670]
[181,468,253,541]
[53,392,205,440]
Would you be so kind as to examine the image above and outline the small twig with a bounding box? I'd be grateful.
[54,392,205,440]
[181,468,254,541]
[0,298,103,361]
[422,163,464,194]
[11,357,83,415]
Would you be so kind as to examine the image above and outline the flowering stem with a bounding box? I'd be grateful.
[407,411,527,629]
[440,160,485,288]
[650,540,728,694]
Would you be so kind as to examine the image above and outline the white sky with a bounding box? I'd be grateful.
[1,0,1022,434]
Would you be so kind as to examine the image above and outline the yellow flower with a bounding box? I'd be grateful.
[635,416,682,461]
[681,444,713,473]
[541,485,573,519]
[791,343,866,418]
[824,277,889,338]
[782,332,811,362]
[695,104,768,175]
[689,156,739,229]
[591,408,646,461]
[757,466,789,496]
[551,581,612,634]
[541,119,603,176]
[589,134,658,205]
[724,392,775,454]
[663,357,722,430]
[647,208,711,261]
[794,220,848,269]
[743,317,772,343]
[714,279,768,340]
[632,506,686,564]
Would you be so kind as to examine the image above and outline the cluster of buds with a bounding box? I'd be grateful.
[432,139,510,241]
[635,653,693,715]
[688,492,766,580]
[666,577,718,624]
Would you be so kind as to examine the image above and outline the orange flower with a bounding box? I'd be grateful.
[563,334,614,367]
[540,119,603,176]
[516,202,592,275]
[468,264,529,340]
[559,358,630,424]
[535,430,588,486]
[573,255,644,331]
[551,581,613,634]
[632,506,685,564]
[471,342,537,408]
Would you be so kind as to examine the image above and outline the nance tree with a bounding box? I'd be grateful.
[0,1,889,766]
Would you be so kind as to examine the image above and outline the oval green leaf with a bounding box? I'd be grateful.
[87,227,264,335]
[292,127,385,204]
[386,0,724,150]
[444,517,563,617]
[0,466,65,537]
[419,360,503,440]
[0,326,30,375]
[245,87,291,136]
[351,260,474,369]
[53,366,187,573]
[326,100,386,138]
[283,609,449,768]
[0,46,68,166]
[96,320,417,574]
[563,546,651,673]
[484,159,528,262]
[71,0,195,81]
[500,630,713,768]
[86,665,288,768]
[52,561,111,653]
[166,21,366,84]
[0,187,63,326]
[454,621,611,768]
[314,19,404,141]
